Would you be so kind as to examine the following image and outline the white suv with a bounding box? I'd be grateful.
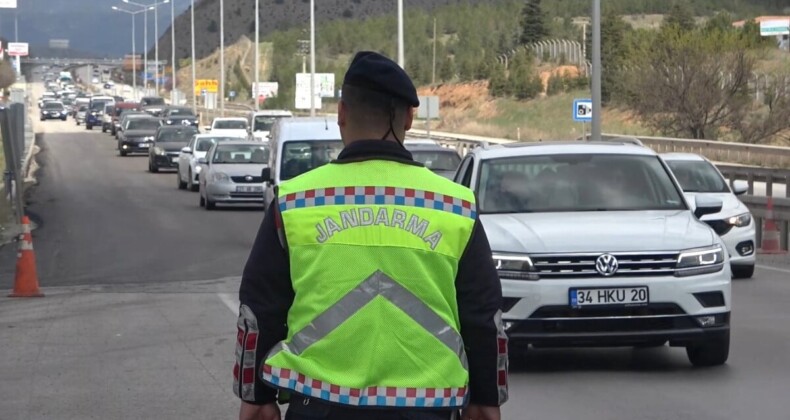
[454,142,732,366]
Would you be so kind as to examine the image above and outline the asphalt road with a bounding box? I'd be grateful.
[3,104,790,419]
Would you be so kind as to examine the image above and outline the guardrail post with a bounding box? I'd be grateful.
[786,175,790,198]
[747,172,755,195]
[766,177,773,197]
[782,220,789,251]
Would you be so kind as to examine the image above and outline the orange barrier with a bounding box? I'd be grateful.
[759,197,787,255]
[8,216,44,298]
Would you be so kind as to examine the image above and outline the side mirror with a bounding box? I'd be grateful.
[732,180,748,196]
[197,157,208,165]
[266,133,272,140]
[261,167,272,183]
[181,147,192,154]
[694,196,723,219]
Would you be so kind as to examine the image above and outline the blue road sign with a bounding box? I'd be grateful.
[573,99,593,122]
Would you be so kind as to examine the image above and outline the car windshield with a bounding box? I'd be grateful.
[44,103,64,110]
[90,101,110,111]
[168,108,194,116]
[126,119,161,130]
[196,137,243,152]
[411,150,461,171]
[253,116,281,132]
[214,120,247,129]
[666,160,730,193]
[142,97,165,106]
[477,154,685,214]
[157,128,198,142]
[78,106,88,112]
[212,144,269,164]
[281,140,344,181]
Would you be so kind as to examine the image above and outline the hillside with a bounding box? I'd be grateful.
[155,0,499,65]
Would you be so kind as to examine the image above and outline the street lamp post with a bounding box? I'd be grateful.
[170,0,176,104]
[397,0,404,68]
[591,0,601,140]
[124,0,170,96]
[220,0,224,115]
[113,5,153,101]
[254,0,259,111]
[191,0,196,114]
[310,0,315,117]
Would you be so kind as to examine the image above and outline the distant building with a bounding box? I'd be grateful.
[733,16,790,49]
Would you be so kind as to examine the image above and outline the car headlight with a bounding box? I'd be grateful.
[726,213,751,227]
[166,119,173,124]
[153,147,166,155]
[195,165,203,174]
[675,245,725,277]
[212,172,230,183]
[492,252,539,281]
[143,136,154,141]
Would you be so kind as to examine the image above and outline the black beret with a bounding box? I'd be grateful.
[342,51,420,107]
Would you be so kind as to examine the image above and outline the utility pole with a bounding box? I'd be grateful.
[309,0,315,117]
[254,0,260,111]
[132,12,137,100]
[191,0,197,113]
[432,17,436,85]
[397,0,404,68]
[170,0,176,103]
[144,10,148,91]
[220,0,225,115]
[591,0,602,141]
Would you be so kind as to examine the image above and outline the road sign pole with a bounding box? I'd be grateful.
[591,0,602,141]
[582,121,586,141]
[426,99,431,140]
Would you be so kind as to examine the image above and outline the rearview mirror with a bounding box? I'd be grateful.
[261,167,272,183]
[181,147,192,154]
[732,180,748,196]
[694,196,723,219]
[197,157,207,165]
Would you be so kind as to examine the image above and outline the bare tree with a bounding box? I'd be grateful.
[0,60,16,89]
[731,73,790,144]
[623,28,754,140]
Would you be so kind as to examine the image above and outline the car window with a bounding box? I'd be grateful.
[454,156,471,184]
[214,120,247,129]
[168,108,194,116]
[410,150,461,172]
[212,144,269,164]
[477,154,685,214]
[461,157,475,187]
[666,160,730,193]
[253,116,286,132]
[127,119,162,130]
[44,102,64,110]
[142,98,165,106]
[157,128,199,142]
[281,140,344,181]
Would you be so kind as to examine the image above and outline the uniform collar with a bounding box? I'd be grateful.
[335,139,417,164]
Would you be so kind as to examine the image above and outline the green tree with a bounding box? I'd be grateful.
[488,62,509,97]
[510,52,541,99]
[704,11,734,34]
[519,0,548,45]
[662,2,696,32]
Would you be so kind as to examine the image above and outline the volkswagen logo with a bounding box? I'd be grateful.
[181,119,191,126]
[245,175,253,182]
[595,254,619,277]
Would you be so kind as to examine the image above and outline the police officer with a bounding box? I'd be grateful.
[235,51,507,420]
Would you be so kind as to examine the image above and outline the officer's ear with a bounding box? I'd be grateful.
[337,99,348,129]
[403,106,414,132]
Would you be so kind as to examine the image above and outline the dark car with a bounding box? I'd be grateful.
[161,106,199,127]
[111,102,142,136]
[140,97,166,116]
[40,101,67,121]
[149,126,200,173]
[404,141,462,179]
[85,98,113,130]
[118,117,162,156]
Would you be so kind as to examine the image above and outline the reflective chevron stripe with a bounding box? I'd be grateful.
[261,271,468,407]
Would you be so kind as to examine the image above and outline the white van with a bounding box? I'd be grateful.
[261,117,344,210]
[248,110,293,141]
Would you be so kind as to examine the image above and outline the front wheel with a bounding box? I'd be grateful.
[686,333,730,367]
[120,150,127,157]
[188,170,198,192]
[148,160,159,173]
[101,125,107,133]
[86,124,93,130]
[177,172,187,190]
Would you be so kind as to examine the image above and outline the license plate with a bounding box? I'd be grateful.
[171,157,179,163]
[138,143,150,148]
[570,287,649,307]
[236,186,263,193]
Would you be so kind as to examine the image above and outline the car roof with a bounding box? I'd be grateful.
[470,141,658,160]
[213,140,264,147]
[277,117,341,141]
[194,133,247,139]
[158,125,197,131]
[251,110,292,117]
[116,102,139,109]
[660,153,707,162]
[214,117,247,121]
[404,143,458,153]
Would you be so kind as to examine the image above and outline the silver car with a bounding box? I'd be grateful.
[75,105,88,125]
[198,141,269,210]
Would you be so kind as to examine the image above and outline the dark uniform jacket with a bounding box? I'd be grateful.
[235,140,508,417]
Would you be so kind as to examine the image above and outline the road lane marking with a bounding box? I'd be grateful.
[218,293,240,315]
[756,264,790,275]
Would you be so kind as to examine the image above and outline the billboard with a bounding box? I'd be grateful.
[296,73,335,98]
[194,79,219,95]
[252,82,279,98]
[49,39,70,49]
[760,20,790,36]
[7,42,28,57]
